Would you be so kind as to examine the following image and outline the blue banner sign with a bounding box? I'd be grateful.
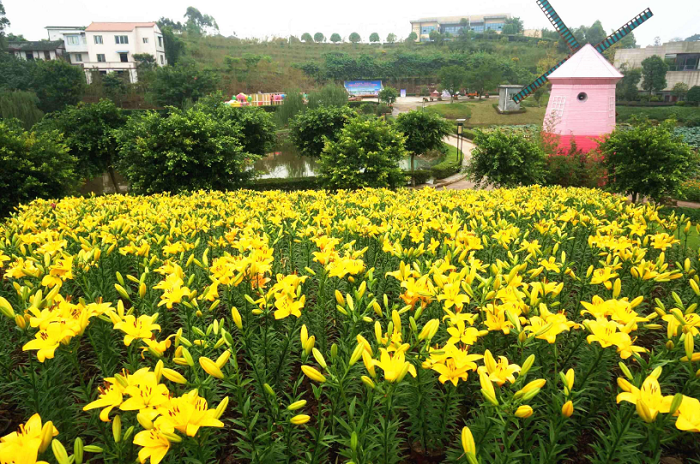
[344,80,383,96]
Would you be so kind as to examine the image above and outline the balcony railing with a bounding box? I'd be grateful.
[668,65,700,72]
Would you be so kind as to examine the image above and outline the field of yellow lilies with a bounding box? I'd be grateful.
[0,186,699,464]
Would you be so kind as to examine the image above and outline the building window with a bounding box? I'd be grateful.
[421,26,435,35]
[26,52,34,60]
[44,51,51,60]
[115,35,129,44]
[143,37,149,44]
[159,54,164,64]
[66,35,80,45]
[119,53,128,63]
[97,54,106,62]
[94,35,103,44]
[74,53,82,62]
[158,36,163,47]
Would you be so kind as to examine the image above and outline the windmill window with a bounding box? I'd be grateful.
[577,92,588,102]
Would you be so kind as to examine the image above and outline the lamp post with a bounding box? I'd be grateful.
[456,119,465,165]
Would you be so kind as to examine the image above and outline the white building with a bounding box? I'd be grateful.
[7,40,65,61]
[46,26,88,64]
[81,22,167,83]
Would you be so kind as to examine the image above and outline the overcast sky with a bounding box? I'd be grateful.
[3,0,698,47]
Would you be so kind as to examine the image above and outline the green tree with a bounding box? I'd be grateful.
[195,94,276,156]
[0,120,76,216]
[6,33,24,41]
[369,32,380,43]
[330,33,341,43]
[641,55,669,96]
[349,32,361,44]
[307,84,349,109]
[133,53,157,72]
[275,88,305,126]
[468,128,547,188]
[116,107,258,194]
[314,32,325,43]
[504,17,524,34]
[0,90,43,129]
[184,6,218,35]
[0,0,9,50]
[289,105,354,158]
[157,17,183,31]
[598,119,696,202]
[395,110,451,173]
[101,73,128,103]
[32,59,86,113]
[502,24,518,35]
[438,65,468,100]
[616,68,642,101]
[672,82,689,101]
[161,26,185,65]
[0,52,34,91]
[386,33,397,44]
[406,31,417,43]
[378,87,398,105]
[429,30,444,45]
[586,20,606,45]
[35,99,127,186]
[301,32,313,43]
[467,55,502,96]
[688,86,700,105]
[319,117,407,189]
[149,62,217,108]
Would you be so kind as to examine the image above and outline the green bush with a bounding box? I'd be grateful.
[115,107,259,194]
[307,84,349,109]
[149,62,218,108]
[32,59,86,113]
[468,128,547,188]
[319,117,407,189]
[678,178,700,202]
[375,103,392,115]
[35,99,127,182]
[406,170,432,185]
[289,106,355,158]
[687,85,700,104]
[196,96,276,156]
[378,87,399,105]
[545,141,604,188]
[275,89,305,126]
[598,119,698,202]
[0,120,76,217]
[0,90,43,129]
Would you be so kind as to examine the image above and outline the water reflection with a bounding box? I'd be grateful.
[254,143,444,179]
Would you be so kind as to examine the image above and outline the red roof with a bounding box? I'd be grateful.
[85,22,156,32]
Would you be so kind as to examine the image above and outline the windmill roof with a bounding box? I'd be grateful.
[548,44,623,79]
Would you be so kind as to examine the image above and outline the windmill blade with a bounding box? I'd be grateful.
[536,0,581,52]
[512,57,570,104]
[595,8,653,53]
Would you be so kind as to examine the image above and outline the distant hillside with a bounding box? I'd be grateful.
[180,34,566,94]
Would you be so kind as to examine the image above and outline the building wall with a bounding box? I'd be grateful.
[83,25,166,83]
[545,80,619,137]
[614,42,700,92]
[12,49,59,61]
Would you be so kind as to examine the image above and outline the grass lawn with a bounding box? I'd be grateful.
[466,99,547,126]
[659,206,700,250]
[424,103,473,120]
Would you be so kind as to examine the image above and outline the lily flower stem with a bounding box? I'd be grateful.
[579,346,605,391]
[552,342,558,386]
[603,406,635,464]
[382,384,396,464]
[273,317,300,386]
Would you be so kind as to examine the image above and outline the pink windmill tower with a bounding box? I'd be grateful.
[512,1,654,153]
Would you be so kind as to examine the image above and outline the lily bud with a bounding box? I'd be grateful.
[562,400,574,418]
[39,421,57,453]
[162,368,187,384]
[361,375,376,389]
[312,348,327,369]
[287,400,307,411]
[112,415,122,443]
[461,426,476,455]
[669,393,684,416]
[199,356,224,379]
[216,350,231,368]
[74,437,84,464]
[231,307,243,329]
[301,365,326,383]
[515,405,533,418]
[215,397,229,419]
[520,354,535,377]
[51,439,70,464]
[290,414,311,425]
[349,343,364,366]
[137,412,154,430]
[684,333,694,361]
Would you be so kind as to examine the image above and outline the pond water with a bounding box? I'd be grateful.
[253,143,444,179]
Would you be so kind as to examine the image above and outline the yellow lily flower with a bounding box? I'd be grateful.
[616,374,674,423]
